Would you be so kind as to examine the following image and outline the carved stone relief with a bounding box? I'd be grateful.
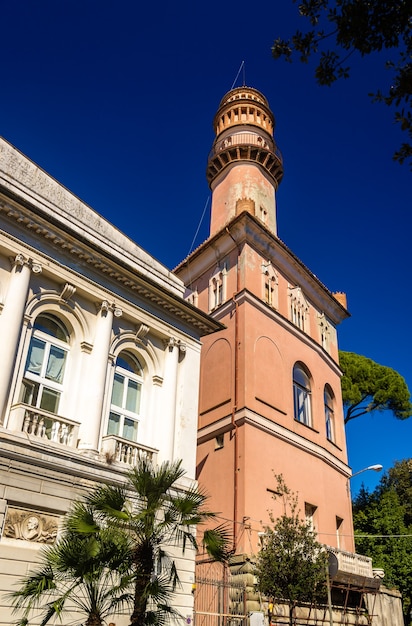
[3,507,59,544]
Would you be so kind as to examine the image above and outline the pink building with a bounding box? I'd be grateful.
[175,86,355,558]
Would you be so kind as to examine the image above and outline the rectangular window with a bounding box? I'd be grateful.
[40,387,60,413]
[46,345,67,383]
[336,517,343,549]
[108,412,121,437]
[123,417,139,442]
[111,373,124,406]
[126,380,141,413]
[305,503,317,533]
[26,337,45,375]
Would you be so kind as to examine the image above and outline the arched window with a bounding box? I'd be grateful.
[208,266,227,311]
[293,363,311,426]
[21,314,69,414]
[107,352,143,442]
[324,385,335,441]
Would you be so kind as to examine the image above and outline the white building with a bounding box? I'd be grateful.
[0,137,221,625]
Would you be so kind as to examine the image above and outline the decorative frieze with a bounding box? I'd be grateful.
[3,507,59,544]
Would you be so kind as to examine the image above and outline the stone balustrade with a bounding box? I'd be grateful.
[101,434,158,467]
[327,546,373,577]
[8,404,80,447]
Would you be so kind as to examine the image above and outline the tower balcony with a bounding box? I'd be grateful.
[207,132,283,188]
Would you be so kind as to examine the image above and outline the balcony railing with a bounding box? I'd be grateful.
[327,546,373,578]
[209,132,281,160]
[8,404,80,448]
[101,435,158,467]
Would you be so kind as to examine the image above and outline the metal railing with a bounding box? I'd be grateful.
[209,132,282,162]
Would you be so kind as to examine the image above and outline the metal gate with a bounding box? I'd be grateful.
[194,563,248,626]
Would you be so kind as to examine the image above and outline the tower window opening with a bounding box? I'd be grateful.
[336,516,344,549]
[288,286,309,333]
[318,313,331,353]
[215,434,224,449]
[324,385,335,442]
[262,263,278,309]
[293,363,312,427]
[305,503,317,534]
[186,289,198,307]
[208,267,227,312]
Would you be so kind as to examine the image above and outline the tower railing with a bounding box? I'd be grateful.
[209,132,282,162]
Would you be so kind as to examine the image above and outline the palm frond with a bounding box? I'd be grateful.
[202,524,233,562]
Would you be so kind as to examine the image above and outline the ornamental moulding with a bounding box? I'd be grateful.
[0,200,214,334]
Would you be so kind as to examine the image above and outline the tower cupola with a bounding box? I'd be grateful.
[207,87,283,237]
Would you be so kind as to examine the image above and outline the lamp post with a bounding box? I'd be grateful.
[350,464,383,479]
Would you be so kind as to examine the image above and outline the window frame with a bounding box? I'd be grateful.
[293,363,312,427]
[208,266,227,312]
[21,314,70,415]
[107,352,144,443]
[324,385,335,442]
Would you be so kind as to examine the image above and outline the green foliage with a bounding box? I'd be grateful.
[272,0,412,168]
[379,459,412,526]
[10,503,134,626]
[254,476,327,626]
[353,462,412,621]
[86,456,232,626]
[339,351,412,423]
[10,457,231,626]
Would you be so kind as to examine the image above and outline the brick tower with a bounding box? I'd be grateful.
[175,86,353,563]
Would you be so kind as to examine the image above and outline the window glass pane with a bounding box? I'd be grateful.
[21,379,39,406]
[46,346,67,383]
[34,314,68,342]
[117,353,142,375]
[126,380,141,413]
[326,410,333,440]
[293,366,309,389]
[294,384,310,425]
[40,388,60,413]
[108,413,120,436]
[111,373,125,407]
[123,417,138,442]
[26,337,46,375]
[324,389,333,408]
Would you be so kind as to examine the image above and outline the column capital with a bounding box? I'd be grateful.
[10,254,42,274]
[164,337,186,354]
[96,300,123,318]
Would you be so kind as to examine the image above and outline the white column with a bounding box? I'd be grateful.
[157,337,179,462]
[0,255,41,420]
[78,301,122,452]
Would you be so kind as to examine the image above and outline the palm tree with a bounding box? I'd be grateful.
[10,502,134,626]
[86,456,231,626]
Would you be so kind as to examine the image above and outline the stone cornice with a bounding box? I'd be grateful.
[197,408,350,478]
[0,138,184,294]
[175,211,350,326]
[0,196,223,338]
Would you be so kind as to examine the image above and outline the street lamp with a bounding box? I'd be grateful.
[350,464,383,479]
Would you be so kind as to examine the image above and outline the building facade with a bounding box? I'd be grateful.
[0,137,221,625]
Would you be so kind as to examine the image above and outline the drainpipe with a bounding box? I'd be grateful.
[225,227,241,552]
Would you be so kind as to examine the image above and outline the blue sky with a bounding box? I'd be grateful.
[1,1,410,495]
